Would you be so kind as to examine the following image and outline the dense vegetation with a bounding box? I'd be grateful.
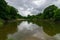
[0,0,60,23]
[27,5,60,21]
[0,0,22,22]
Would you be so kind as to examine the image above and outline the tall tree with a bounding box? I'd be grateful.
[0,0,21,21]
[54,9,60,21]
[0,0,7,20]
[43,5,58,19]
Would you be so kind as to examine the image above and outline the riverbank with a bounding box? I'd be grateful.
[0,18,59,27]
[0,19,4,27]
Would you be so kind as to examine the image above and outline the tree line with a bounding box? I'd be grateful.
[0,0,23,21]
[26,5,60,21]
[0,0,60,22]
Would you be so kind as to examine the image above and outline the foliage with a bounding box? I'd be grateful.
[0,0,60,21]
[0,18,4,27]
[54,9,60,21]
[0,0,22,21]
[27,5,60,21]
[43,5,58,19]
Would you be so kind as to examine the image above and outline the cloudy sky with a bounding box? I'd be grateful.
[5,0,60,16]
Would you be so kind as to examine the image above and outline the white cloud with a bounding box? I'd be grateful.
[33,0,46,5]
[5,0,60,16]
[52,0,60,8]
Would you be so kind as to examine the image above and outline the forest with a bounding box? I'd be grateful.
[0,0,60,24]
[26,5,60,21]
[0,0,23,23]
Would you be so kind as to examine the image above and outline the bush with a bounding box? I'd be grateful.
[0,18,4,27]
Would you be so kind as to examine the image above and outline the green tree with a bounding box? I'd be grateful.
[54,9,60,21]
[0,0,7,20]
[0,0,22,21]
[9,6,18,19]
[43,5,58,19]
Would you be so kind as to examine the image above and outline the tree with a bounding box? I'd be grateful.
[54,9,60,21]
[9,6,18,19]
[43,5,58,19]
[0,0,7,20]
[0,0,21,21]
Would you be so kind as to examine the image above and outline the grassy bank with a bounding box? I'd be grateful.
[0,19,4,27]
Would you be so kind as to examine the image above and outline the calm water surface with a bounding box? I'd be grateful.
[0,21,60,40]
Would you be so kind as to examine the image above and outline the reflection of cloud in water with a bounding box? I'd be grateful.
[7,21,59,40]
[17,21,39,31]
[54,34,60,40]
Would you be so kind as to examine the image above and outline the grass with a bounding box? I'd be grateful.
[0,19,4,27]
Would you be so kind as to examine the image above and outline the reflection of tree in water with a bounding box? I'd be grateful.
[43,22,60,36]
[27,21,60,40]
[7,21,58,40]
[6,21,60,40]
[0,22,17,40]
[31,20,60,36]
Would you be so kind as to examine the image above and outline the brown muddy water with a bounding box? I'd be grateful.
[0,21,60,40]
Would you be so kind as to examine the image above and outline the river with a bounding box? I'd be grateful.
[0,21,60,40]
